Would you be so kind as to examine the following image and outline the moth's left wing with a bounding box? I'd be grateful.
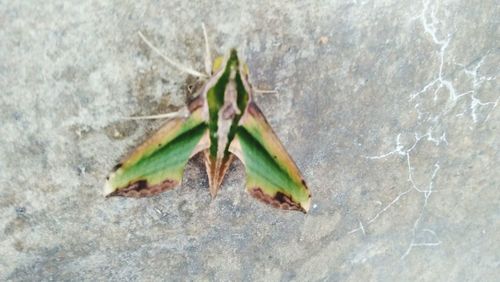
[229,103,311,212]
[104,108,209,197]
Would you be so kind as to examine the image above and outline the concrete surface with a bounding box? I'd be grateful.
[1,0,499,281]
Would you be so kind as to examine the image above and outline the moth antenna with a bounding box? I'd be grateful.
[202,23,212,75]
[138,31,207,78]
[122,107,189,120]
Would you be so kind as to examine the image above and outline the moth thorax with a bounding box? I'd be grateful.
[220,71,241,120]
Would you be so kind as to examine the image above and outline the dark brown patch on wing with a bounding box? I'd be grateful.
[112,163,123,172]
[246,103,274,128]
[187,95,205,112]
[249,187,306,213]
[247,102,262,117]
[107,179,178,198]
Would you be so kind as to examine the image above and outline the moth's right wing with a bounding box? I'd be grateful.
[104,108,209,197]
[229,103,311,213]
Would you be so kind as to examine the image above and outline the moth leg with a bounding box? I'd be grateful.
[254,88,279,95]
[138,31,207,78]
[122,106,189,120]
[201,23,212,75]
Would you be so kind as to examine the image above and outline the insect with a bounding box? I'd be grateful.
[104,25,311,213]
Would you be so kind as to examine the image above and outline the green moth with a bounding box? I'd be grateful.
[104,29,311,212]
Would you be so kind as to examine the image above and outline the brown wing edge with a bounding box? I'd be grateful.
[248,187,308,213]
[106,179,178,198]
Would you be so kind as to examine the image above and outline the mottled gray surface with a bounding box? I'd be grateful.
[1,0,499,281]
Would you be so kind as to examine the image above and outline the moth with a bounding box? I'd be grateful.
[104,26,311,212]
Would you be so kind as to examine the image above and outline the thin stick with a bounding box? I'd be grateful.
[138,31,207,78]
[202,23,212,75]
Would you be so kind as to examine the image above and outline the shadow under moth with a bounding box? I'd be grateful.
[104,27,311,213]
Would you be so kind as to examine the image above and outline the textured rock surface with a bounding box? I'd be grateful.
[1,0,498,280]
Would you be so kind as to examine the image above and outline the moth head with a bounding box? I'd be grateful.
[212,49,242,74]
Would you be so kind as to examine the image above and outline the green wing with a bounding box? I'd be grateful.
[104,108,209,197]
[229,103,311,212]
